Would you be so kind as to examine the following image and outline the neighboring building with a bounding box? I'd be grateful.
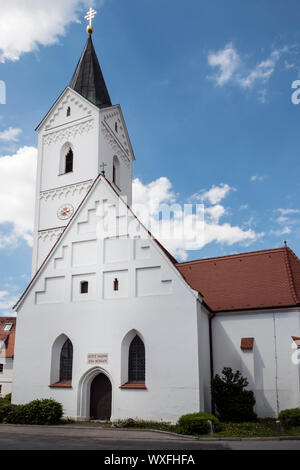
[177,248,300,417]
[11,26,300,421]
[0,317,16,398]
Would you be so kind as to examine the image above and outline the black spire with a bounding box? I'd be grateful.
[70,35,112,109]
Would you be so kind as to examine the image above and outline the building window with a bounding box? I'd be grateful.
[65,148,73,173]
[67,106,71,117]
[114,278,119,291]
[3,324,12,331]
[80,281,89,294]
[60,339,73,382]
[128,335,145,383]
[113,164,116,185]
[0,364,3,373]
[115,122,118,133]
[112,155,120,188]
[0,385,2,396]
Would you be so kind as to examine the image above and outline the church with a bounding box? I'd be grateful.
[12,16,300,422]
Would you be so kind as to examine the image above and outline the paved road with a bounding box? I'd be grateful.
[0,424,300,450]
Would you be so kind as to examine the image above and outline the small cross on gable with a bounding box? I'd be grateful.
[100,162,107,175]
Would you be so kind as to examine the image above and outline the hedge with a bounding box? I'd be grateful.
[0,399,63,425]
[177,412,220,435]
[278,408,300,428]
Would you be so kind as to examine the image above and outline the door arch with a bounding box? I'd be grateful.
[90,373,112,420]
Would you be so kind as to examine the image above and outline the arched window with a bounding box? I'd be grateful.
[113,155,120,188]
[65,148,73,173]
[60,339,73,382]
[128,335,145,383]
[59,143,74,175]
[67,106,71,117]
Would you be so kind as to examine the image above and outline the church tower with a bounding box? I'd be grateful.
[32,25,135,274]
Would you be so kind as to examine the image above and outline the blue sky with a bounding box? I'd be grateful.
[0,0,300,315]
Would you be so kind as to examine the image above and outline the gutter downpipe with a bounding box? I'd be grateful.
[209,311,216,415]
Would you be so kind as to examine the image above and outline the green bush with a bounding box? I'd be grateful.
[0,399,63,425]
[0,402,14,423]
[3,393,11,403]
[211,367,257,423]
[278,408,300,428]
[178,412,219,435]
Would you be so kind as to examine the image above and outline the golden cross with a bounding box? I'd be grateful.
[85,7,97,26]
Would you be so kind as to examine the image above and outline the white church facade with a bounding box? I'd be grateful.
[12,29,300,422]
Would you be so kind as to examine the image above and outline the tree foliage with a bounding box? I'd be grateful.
[211,367,257,422]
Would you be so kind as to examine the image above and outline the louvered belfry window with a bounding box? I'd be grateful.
[128,335,145,383]
[60,339,73,382]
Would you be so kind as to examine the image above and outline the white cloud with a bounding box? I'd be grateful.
[207,43,240,86]
[251,175,266,182]
[0,0,101,62]
[207,44,290,99]
[190,183,233,205]
[132,177,262,260]
[0,291,9,299]
[277,208,300,216]
[0,146,37,246]
[0,290,18,316]
[270,227,291,237]
[238,49,283,88]
[284,60,295,70]
[0,127,22,142]
[132,177,176,213]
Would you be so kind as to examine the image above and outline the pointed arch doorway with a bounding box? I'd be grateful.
[90,373,112,420]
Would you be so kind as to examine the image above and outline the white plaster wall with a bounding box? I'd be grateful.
[212,309,300,417]
[0,358,13,397]
[13,178,206,423]
[99,106,133,206]
[32,91,134,274]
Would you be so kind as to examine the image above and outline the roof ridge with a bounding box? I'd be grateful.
[176,247,286,266]
[284,247,300,305]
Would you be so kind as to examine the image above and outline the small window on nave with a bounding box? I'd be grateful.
[80,281,89,294]
[60,339,73,383]
[65,148,73,173]
[115,122,118,133]
[128,335,145,384]
[114,278,119,291]
[67,107,71,117]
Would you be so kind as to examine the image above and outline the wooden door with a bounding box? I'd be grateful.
[90,374,112,420]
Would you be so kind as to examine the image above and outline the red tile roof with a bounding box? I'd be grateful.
[0,317,16,358]
[176,247,300,312]
[241,338,255,350]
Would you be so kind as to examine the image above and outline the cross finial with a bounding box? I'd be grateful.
[100,162,107,175]
[85,7,97,35]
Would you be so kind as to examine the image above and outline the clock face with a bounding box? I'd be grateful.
[57,204,74,220]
